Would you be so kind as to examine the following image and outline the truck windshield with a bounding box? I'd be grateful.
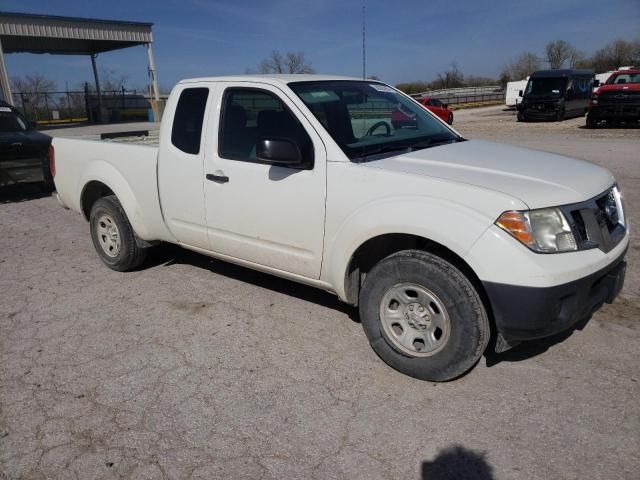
[606,72,640,85]
[525,78,567,98]
[0,108,29,133]
[288,80,460,161]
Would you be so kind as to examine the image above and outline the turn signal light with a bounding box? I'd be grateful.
[496,211,534,247]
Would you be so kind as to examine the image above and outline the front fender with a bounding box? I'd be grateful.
[321,195,498,301]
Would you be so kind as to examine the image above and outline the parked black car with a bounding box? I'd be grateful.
[517,69,594,122]
[0,100,53,190]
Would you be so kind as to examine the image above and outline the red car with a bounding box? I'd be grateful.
[391,97,454,129]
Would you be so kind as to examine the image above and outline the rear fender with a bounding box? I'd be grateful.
[79,160,152,239]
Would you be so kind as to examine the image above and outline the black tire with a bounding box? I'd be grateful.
[359,250,490,381]
[586,115,597,129]
[89,195,147,271]
[447,113,453,125]
[556,109,565,122]
[517,112,526,122]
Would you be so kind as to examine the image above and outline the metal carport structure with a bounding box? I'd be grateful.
[0,11,160,120]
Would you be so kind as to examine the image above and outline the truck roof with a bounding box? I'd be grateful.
[530,69,594,78]
[178,74,367,86]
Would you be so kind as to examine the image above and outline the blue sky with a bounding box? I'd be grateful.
[3,0,639,91]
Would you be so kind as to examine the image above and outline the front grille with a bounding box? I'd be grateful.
[561,187,626,253]
[599,91,640,104]
[525,102,555,112]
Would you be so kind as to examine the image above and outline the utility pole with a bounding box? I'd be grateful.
[362,5,366,79]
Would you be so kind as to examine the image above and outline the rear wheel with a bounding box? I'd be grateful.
[517,112,526,122]
[359,250,490,381]
[89,195,147,271]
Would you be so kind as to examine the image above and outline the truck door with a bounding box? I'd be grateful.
[203,82,326,279]
[157,84,212,249]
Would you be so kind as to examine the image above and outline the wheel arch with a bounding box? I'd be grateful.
[342,233,489,310]
[78,161,150,239]
[80,180,114,220]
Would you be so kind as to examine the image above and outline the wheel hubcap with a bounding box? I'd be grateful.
[96,214,121,257]
[379,283,450,357]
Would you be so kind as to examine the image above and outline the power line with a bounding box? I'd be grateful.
[362,5,366,79]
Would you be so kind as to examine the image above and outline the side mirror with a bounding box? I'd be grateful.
[30,121,38,129]
[518,90,523,97]
[442,103,448,109]
[593,79,600,87]
[256,138,304,167]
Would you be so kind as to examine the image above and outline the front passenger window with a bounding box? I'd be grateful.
[219,88,313,166]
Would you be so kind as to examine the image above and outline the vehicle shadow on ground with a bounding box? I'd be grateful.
[577,123,640,130]
[421,445,495,480]
[484,316,591,367]
[0,184,51,204]
[146,243,360,323]
[147,244,595,364]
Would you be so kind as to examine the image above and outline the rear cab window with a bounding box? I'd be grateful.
[171,87,209,154]
[0,106,29,133]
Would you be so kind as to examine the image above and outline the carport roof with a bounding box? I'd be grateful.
[0,11,153,55]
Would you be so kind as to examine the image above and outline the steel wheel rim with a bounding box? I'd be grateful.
[379,282,451,357]
[96,214,121,258]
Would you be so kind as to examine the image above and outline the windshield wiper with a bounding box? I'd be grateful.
[352,144,413,162]
[408,137,462,150]
[353,137,464,162]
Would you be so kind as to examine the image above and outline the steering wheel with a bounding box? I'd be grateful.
[366,121,391,137]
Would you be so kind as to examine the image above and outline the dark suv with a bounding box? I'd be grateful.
[587,69,640,128]
[517,69,594,122]
[0,101,53,189]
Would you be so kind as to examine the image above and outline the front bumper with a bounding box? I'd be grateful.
[483,248,627,342]
[518,102,561,121]
[589,104,640,120]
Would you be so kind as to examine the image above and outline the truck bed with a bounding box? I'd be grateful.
[52,137,172,242]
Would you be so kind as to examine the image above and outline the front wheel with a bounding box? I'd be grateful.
[89,195,147,271]
[586,115,597,129]
[359,250,490,381]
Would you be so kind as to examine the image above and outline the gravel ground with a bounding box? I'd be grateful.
[1,109,639,479]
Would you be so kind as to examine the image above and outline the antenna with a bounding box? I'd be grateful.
[362,5,366,79]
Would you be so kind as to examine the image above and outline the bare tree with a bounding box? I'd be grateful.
[259,50,315,74]
[10,73,57,120]
[433,62,464,89]
[502,52,541,81]
[590,39,639,71]
[545,40,577,69]
[99,66,129,91]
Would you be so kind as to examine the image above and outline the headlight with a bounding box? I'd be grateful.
[496,208,577,253]
[612,185,625,227]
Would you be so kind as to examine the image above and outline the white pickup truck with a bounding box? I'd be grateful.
[52,75,628,381]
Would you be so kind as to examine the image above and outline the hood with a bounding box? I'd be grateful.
[594,83,640,94]
[362,140,614,209]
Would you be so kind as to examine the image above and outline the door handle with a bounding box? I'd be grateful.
[206,173,229,183]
